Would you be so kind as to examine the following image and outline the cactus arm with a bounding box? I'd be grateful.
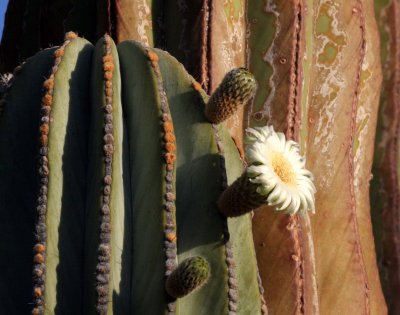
[41,36,93,314]
[117,40,173,314]
[0,48,55,314]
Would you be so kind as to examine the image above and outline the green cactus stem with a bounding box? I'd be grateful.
[205,68,257,124]
[0,33,265,315]
[165,256,210,299]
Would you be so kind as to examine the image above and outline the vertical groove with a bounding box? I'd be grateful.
[349,1,370,313]
[206,0,213,93]
[95,34,115,315]
[146,49,178,315]
[31,31,78,315]
[286,1,305,313]
[200,0,211,92]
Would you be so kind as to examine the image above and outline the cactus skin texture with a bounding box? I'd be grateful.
[166,256,210,299]
[205,68,257,124]
[0,33,264,315]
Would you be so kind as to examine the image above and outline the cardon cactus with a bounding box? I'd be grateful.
[0,32,267,315]
[3,1,400,314]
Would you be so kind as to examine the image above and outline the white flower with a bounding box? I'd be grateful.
[245,126,316,215]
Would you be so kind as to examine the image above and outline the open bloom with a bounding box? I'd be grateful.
[245,126,316,214]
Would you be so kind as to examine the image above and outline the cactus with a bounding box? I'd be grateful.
[0,32,266,315]
[2,1,400,314]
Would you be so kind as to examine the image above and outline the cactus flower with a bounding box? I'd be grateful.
[219,125,316,217]
[246,126,316,214]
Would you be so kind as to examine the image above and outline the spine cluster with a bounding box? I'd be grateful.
[204,68,257,124]
[95,35,115,315]
[32,31,77,315]
[147,49,178,315]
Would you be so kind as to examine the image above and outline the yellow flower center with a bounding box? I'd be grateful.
[271,152,296,186]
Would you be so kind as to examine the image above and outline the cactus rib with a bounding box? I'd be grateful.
[94,34,115,315]
[191,80,241,313]
[212,124,239,314]
[32,32,78,315]
[146,48,179,314]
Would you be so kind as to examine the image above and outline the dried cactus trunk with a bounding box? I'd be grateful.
[248,0,386,314]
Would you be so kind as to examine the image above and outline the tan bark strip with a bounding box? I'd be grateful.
[348,2,369,313]
[95,35,115,315]
[147,50,178,314]
[32,31,77,315]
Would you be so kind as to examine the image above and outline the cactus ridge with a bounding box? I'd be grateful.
[146,47,179,314]
[205,68,257,124]
[165,256,210,299]
[190,79,241,313]
[94,34,115,315]
[32,32,77,315]
[211,121,240,313]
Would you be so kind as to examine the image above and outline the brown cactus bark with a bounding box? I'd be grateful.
[250,0,386,314]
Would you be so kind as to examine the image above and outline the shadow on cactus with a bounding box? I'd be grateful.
[0,32,315,315]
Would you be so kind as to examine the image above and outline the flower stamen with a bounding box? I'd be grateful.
[271,152,296,186]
